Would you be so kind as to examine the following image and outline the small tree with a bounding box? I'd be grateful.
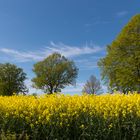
[82,75,102,94]
[32,53,78,94]
[0,63,28,96]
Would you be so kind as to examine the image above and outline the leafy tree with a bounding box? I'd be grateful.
[32,53,78,94]
[98,14,140,93]
[0,63,28,96]
[82,75,102,94]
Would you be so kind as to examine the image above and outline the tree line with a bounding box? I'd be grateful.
[0,14,140,95]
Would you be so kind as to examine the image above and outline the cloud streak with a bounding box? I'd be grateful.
[62,82,85,94]
[116,11,128,17]
[0,42,103,62]
[0,48,44,62]
[75,55,105,70]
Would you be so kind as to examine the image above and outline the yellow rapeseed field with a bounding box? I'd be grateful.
[0,93,140,139]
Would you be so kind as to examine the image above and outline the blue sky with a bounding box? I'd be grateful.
[0,0,139,94]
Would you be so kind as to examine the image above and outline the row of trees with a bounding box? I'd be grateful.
[0,14,139,95]
[0,53,102,96]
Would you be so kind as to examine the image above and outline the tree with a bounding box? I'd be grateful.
[82,75,102,94]
[32,53,78,94]
[98,14,140,93]
[0,63,28,96]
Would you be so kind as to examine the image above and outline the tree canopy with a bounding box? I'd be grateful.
[82,75,102,94]
[32,53,78,94]
[98,14,140,93]
[0,63,28,96]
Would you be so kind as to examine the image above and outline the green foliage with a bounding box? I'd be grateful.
[0,131,29,140]
[32,53,78,94]
[82,75,102,94]
[0,63,28,96]
[98,14,140,93]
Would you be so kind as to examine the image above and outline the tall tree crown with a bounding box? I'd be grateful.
[98,14,140,93]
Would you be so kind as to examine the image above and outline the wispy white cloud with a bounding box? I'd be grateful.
[85,21,110,28]
[0,42,103,62]
[75,56,104,70]
[48,41,103,57]
[79,61,98,70]
[62,82,85,94]
[0,48,44,62]
[116,11,128,17]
